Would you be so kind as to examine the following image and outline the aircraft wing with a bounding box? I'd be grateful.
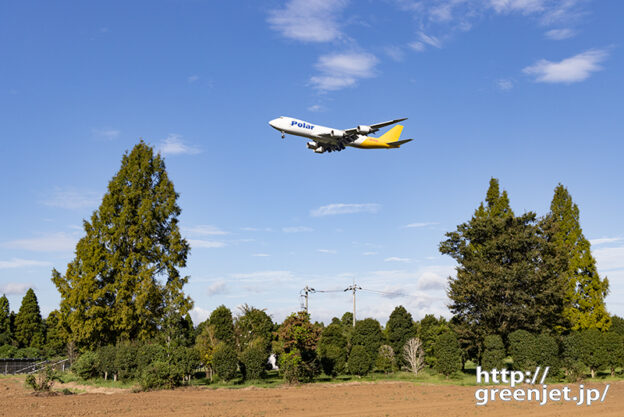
[343,118,407,135]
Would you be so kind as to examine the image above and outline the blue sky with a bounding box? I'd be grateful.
[1,0,622,326]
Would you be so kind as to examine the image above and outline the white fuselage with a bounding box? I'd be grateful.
[268,116,367,147]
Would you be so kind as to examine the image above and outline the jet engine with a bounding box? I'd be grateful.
[330,129,345,138]
[356,125,372,134]
[314,147,325,153]
[306,141,319,150]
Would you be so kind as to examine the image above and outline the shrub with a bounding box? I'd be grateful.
[0,344,17,358]
[535,333,560,377]
[562,332,585,380]
[240,344,267,380]
[14,347,41,359]
[508,330,538,370]
[136,343,167,374]
[481,335,505,371]
[375,345,394,374]
[434,332,462,377]
[139,361,180,390]
[172,346,201,383]
[25,365,59,392]
[212,342,238,381]
[277,311,321,383]
[352,318,383,365]
[579,329,607,378]
[115,342,139,381]
[96,345,118,380]
[280,350,303,384]
[319,344,346,376]
[72,351,99,379]
[604,332,624,376]
[348,345,372,376]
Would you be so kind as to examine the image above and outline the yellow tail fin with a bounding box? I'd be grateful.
[379,125,403,143]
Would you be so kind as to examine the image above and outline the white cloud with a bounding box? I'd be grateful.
[523,49,608,84]
[188,239,226,249]
[384,257,412,263]
[403,222,437,228]
[189,306,211,324]
[590,237,623,246]
[252,253,270,257]
[385,46,405,62]
[417,271,447,290]
[409,41,426,52]
[308,104,325,112]
[362,251,378,256]
[41,188,100,210]
[0,283,33,295]
[419,32,442,48]
[267,0,348,42]
[310,52,379,91]
[0,258,51,269]
[92,128,120,140]
[183,225,228,236]
[317,249,337,254]
[241,227,273,232]
[489,0,546,14]
[311,203,380,217]
[158,134,201,156]
[594,246,624,271]
[4,233,77,252]
[206,280,227,296]
[231,270,295,284]
[496,78,514,91]
[187,75,200,83]
[282,226,314,233]
[545,28,575,40]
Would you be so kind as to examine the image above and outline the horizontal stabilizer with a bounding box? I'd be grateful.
[386,138,413,147]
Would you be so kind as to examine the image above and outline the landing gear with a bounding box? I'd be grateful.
[281,132,285,139]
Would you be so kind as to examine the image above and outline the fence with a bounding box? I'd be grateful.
[1,358,69,374]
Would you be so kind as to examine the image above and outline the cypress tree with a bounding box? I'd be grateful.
[546,184,610,331]
[0,294,11,345]
[209,305,235,345]
[351,318,383,364]
[14,289,45,349]
[52,141,193,349]
[385,306,416,368]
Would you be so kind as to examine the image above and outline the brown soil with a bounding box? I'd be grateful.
[1,376,622,417]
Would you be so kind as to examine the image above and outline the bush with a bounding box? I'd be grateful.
[579,329,607,378]
[280,350,303,384]
[535,333,560,377]
[434,332,462,377]
[115,342,139,381]
[139,361,180,390]
[508,330,538,370]
[96,345,118,380]
[240,344,267,380]
[319,344,346,376]
[72,351,99,379]
[348,345,372,376]
[0,344,17,358]
[136,343,167,374]
[352,318,383,365]
[172,346,201,383]
[14,347,41,359]
[375,345,394,374]
[481,335,505,370]
[25,365,59,392]
[212,342,238,381]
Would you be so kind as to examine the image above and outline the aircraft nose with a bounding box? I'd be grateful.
[268,118,280,129]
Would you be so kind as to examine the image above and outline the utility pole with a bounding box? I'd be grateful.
[300,286,315,314]
[344,283,361,327]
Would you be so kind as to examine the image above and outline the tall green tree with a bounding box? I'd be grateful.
[52,141,193,349]
[385,306,415,368]
[351,318,383,364]
[234,304,274,353]
[209,305,235,345]
[0,294,11,345]
[44,310,66,356]
[546,184,610,331]
[14,289,45,349]
[440,178,567,359]
[418,315,449,367]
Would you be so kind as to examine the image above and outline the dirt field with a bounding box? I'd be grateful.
[1,376,622,417]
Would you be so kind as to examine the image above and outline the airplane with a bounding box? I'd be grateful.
[268,116,412,153]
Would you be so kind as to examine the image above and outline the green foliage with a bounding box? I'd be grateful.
[481,335,505,370]
[14,289,45,349]
[14,347,41,358]
[341,312,353,328]
[235,304,274,353]
[0,295,11,345]
[52,141,193,349]
[418,315,449,367]
[562,332,584,378]
[547,184,610,331]
[277,311,321,383]
[603,332,624,376]
[172,345,200,382]
[73,351,99,379]
[210,305,235,345]
[25,365,59,392]
[352,318,383,364]
[195,324,217,379]
[115,341,139,381]
[375,345,395,374]
[96,345,118,380]
[440,179,568,359]
[535,333,560,375]
[139,361,181,390]
[44,310,66,357]
[0,344,17,358]
[318,323,347,376]
[434,332,462,377]
[348,345,372,376]
[508,330,538,370]
[212,342,238,382]
[611,316,624,335]
[385,306,415,368]
[240,342,268,380]
[579,329,608,377]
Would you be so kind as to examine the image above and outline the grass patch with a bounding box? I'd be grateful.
[59,372,135,389]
